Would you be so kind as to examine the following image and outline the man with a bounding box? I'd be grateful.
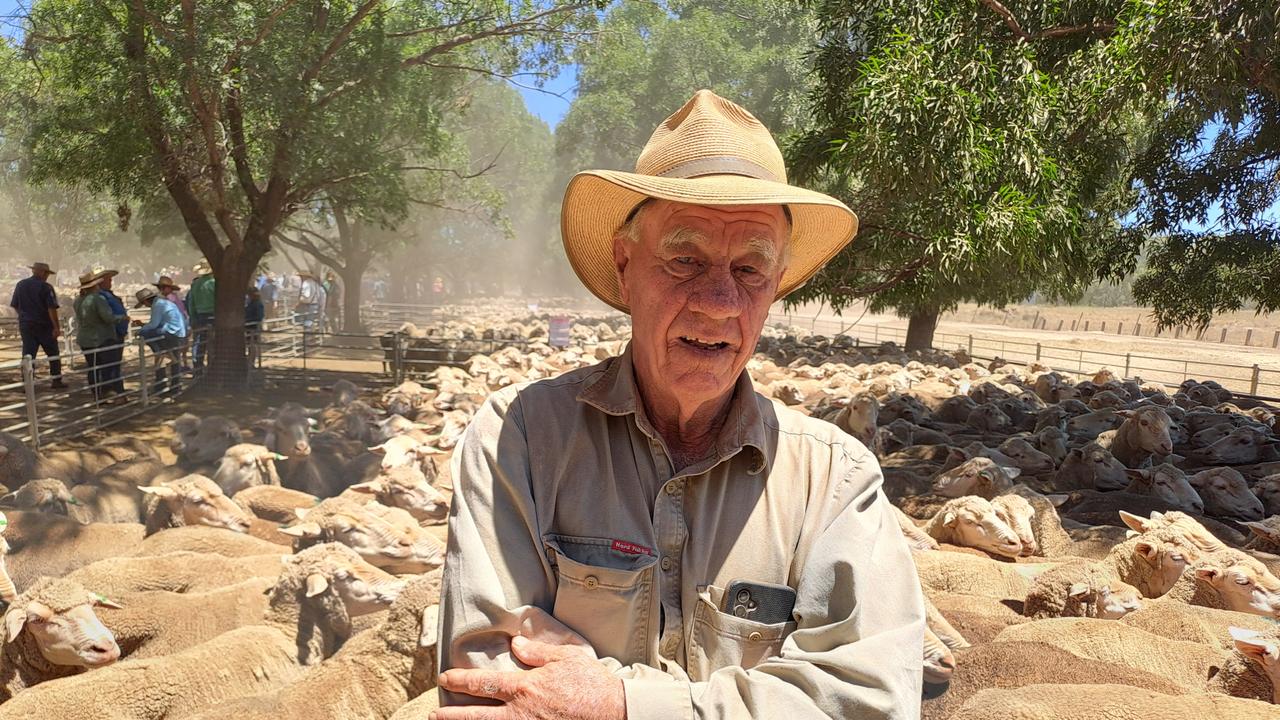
[295,270,322,331]
[132,287,187,397]
[8,261,65,389]
[157,276,191,371]
[186,262,216,370]
[323,272,341,332]
[244,287,265,368]
[94,269,129,395]
[74,272,125,403]
[260,275,279,319]
[435,90,924,720]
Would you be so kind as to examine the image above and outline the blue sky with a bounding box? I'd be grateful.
[514,65,579,128]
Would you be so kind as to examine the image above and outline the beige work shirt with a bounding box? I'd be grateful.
[438,346,924,719]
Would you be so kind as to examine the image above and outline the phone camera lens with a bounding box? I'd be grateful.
[736,590,751,603]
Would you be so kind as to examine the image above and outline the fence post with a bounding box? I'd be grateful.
[967,335,974,358]
[1117,322,1123,335]
[1035,343,1041,361]
[393,332,404,384]
[873,325,879,343]
[136,335,149,407]
[1057,319,1063,331]
[20,356,40,452]
[1084,321,1089,331]
[1274,330,1280,349]
[1251,365,1261,396]
[1220,328,1228,343]
[1101,321,1106,332]
[1245,329,1253,346]
[1124,353,1131,378]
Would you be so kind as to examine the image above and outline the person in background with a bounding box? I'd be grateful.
[94,269,128,396]
[186,262,216,371]
[245,286,265,369]
[295,270,322,331]
[74,272,125,404]
[323,272,341,333]
[157,276,191,372]
[8,261,65,389]
[260,274,279,319]
[132,287,186,398]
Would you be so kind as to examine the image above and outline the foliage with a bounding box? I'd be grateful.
[788,0,1153,327]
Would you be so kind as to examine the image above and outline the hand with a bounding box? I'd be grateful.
[51,326,61,339]
[432,636,625,720]
[131,319,143,326]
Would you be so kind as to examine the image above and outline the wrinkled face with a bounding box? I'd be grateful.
[614,200,788,415]
[946,504,1022,558]
[1202,427,1278,465]
[8,601,120,668]
[998,438,1054,474]
[922,626,956,684]
[1134,540,1194,597]
[992,496,1038,556]
[1130,409,1174,455]
[1095,583,1143,619]
[1192,469,1265,521]
[324,560,406,616]
[1197,559,1280,617]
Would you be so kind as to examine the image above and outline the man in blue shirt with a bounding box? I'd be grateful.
[8,261,65,389]
[94,269,129,395]
[132,287,187,397]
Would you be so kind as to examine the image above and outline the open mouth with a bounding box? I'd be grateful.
[679,336,730,352]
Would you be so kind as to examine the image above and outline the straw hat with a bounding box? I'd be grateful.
[192,261,211,275]
[134,287,159,308]
[78,272,101,291]
[91,268,119,282]
[560,89,858,313]
[29,262,56,274]
[155,275,180,291]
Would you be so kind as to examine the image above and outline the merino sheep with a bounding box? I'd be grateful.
[1122,464,1204,514]
[1054,442,1129,491]
[0,543,403,720]
[0,577,121,700]
[340,466,449,524]
[1188,467,1265,520]
[168,414,243,467]
[933,458,1021,499]
[4,511,146,590]
[991,494,1038,557]
[1023,561,1143,619]
[948,683,1271,720]
[1101,526,1202,598]
[1120,597,1277,653]
[1103,407,1174,468]
[1252,475,1280,516]
[66,551,284,597]
[138,474,254,536]
[1224,627,1280,703]
[133,524,288,559]
[213,444,286,496]
[1163,549,1280,617]
[1242,516,1280,554]
[234,485,321,523]
[924,496,1023,558]
[0,478,81,518]
[282,498,445,573]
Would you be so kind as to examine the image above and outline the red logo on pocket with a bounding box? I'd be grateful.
[611,540,654,556]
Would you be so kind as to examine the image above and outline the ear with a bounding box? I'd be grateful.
[1118,511,1148,533]
[419,605,440,648]
[1068,582,1090,599]
[0,492,17,508]
[1001,466,1022,480]
[7,601,53,643]
[3,608,25,642]
[346,481,379,495]
[1134,541,1159,562]
[368,445,387,456]
[279,521,322,538]
[92,592,123,610]
[942,511,958,528]
[137,485,178,498]
[1117,410,1135,419]
[1229,627,1276,662]
[1195,566,1221,583]
[1046,494,1069,508]
[1242,522,1273,539]
[304,573,329,598]
[1124,469,1149,482]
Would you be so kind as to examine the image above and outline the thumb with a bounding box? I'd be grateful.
[510,635,580,667]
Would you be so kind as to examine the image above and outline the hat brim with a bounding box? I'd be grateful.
[79,281,101,291]
[561,171,858,313]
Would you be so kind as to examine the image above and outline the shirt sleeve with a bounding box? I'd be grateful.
[617,455,925,720]
[43,284,59,310]
[437,387,559,705]
[93,296,119,325]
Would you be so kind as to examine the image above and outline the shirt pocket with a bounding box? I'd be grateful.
[687,585,797,682]
[543,534,657,666]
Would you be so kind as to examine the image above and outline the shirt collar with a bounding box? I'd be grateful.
[577,343,770,475]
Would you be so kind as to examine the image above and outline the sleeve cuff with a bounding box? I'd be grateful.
[623,676,693,720]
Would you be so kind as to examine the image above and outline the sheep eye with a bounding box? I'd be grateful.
[1235,576,1251,586]
[1170,554,1185,562]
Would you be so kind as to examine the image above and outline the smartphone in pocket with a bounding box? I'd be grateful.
[721,579,797,624]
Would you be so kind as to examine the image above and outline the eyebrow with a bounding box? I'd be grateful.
[658,227,781,269]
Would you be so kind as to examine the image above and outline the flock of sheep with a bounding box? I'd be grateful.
[0,309,1277,720]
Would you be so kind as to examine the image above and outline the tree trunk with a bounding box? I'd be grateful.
[339,256,369,334]
[208,246,262,386]
[904,309,940,352]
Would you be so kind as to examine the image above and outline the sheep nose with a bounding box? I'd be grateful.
[294,441,309,453]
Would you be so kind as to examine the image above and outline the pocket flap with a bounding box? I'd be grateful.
[544,534,657,589]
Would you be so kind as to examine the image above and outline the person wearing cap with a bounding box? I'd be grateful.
[93,269,129,396]
[186,262,216,370]
[74,272,126,403]
[132,287,187,397]
[435,91,923,720]
[8,262,65,389]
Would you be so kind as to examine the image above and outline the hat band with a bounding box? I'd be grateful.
[654,156,780,182]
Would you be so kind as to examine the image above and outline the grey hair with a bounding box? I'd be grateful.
[617,200,792,268]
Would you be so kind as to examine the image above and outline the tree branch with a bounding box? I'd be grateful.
[224,85,262,204]
[979,0,1114,42]
[301,0,381,84]
[274,229,345,272]
[221,0,303,73]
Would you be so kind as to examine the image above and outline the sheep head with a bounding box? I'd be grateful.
[996,437,1055,474]
[346,466,448,523]
[1117,407,1174,455]
[1062,442,1129,491]
[1068,579,1143,620]
[139,474,252,533]
[0,479,78,516]
[1127,529,1200,597]
[1194,550,1280,618]
[934,457,1020,499]
[4,578,121,669]
[368,435,442,473]
[1122,465,1204,514]
[931,496,1022,558]
[991,494,1038,557]
[1200,426,1280,465]
[1253,476,1280,516]
[1189,467,1265,521]
[1228,627,1280,704]
[922,624,956,685]
[212,443,285,496]
[283,499,444,574]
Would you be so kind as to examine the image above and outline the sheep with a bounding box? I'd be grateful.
[281,497,445,574]
[66,551,284,597]
[0,543,403,720]
[1101,526,1203,598]
[213,443,286,496]
[167,414,243,467]
[933,457,1021,499]
[1054,442,1129,491]
[390,692,441,720]
[1253,475,1280,516]
[0,577,121,700]
[177,571,442,720]
[1199,426,1280,465]
[331,379,361,407]
[4,511,146,590]
[912,548,1046,600]
[923,496,1024,558]
[235,485,321,523]
[1117,509,1232,553]
[1224,627,1280,703]
[133,524,289,559]
[1163,549,1280,617]
[0,478,83,518]
[991,494,1038,557]
[1087,390,1126,410]
[368,434,444,474]
[340,467,449,525]
[1189,467,1265,520]
[923,600,962,685]
[1102,407,1174,468]
[935,394,976,424]
[967,403,1012,433]
[1033,426,1068,466]
[947,683,1271,720]
[137,474,254,536]
[994,437,1055,474]
[1122,464,1204,513]
[1022,561,1143,619]
[0,433,159,488]
[1067,408,1124,440]
[71,458,173,524]
[1120,597,1278,653]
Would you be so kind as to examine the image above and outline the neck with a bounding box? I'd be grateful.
[634,367,735,469]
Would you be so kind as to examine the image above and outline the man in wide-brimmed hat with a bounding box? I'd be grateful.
[186,261,215,370]
[91,268,129,395]
[132,286,187,398]
[8,261,65,389]
[437,90,924,720]
[74,272,126,403]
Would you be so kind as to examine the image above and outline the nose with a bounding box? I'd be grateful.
[686,267,745,321]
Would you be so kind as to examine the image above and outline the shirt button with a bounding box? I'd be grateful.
[660,557,673,572]
[665,482,682,495]
[584,576,599,589]
[748,631,763,642]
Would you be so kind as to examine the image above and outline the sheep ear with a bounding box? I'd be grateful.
[4,608,25,642]
[1118,511,1148,533]
[941,511,958,528]
[346,482,379,494]
[419,605,440,648]
[1195,567,1221,582]
[279,522,321,538]
[304,573,329,598]
[0,492,16,508]
[1134,541,1159,562]
[1068,582,1090,599]
[137,485,177,498]
[293,508,310,520]
[91,593,123,610]
[1124,469,1148,482]
[1241,521,1271,538]
[1229,627,1276,662]
[1117,410,1135,419]
[368,445,387,455]
[1001,466,1022,480]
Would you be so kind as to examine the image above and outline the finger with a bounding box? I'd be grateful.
[437,669,519,701]
[510,635,580,667]
[430,706,507,720]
